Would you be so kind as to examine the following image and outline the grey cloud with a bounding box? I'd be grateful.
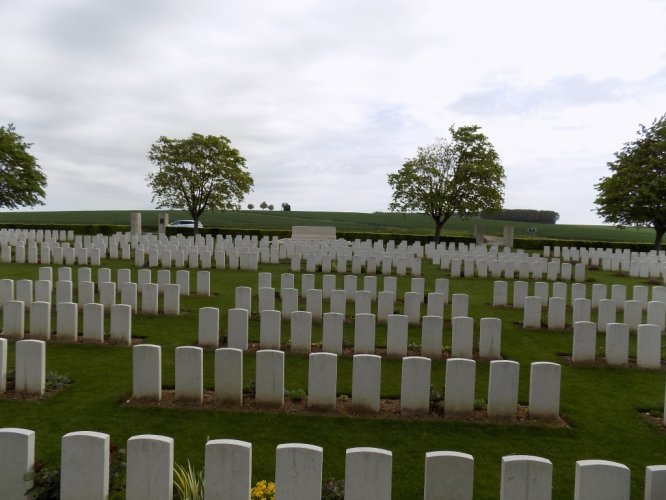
[449,69,666,116]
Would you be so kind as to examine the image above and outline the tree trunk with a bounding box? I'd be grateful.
[433,218,445,244]
[192,215,199,238]
[655,226,666,251]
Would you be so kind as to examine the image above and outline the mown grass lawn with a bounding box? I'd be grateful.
[1,257,666,498]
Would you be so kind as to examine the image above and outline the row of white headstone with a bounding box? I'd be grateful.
[7,427,657,500]
[214,307,502,359]
[493,280,666,310]
[1,301,133,343]
[0,339,45,395]
[132,344,560,418]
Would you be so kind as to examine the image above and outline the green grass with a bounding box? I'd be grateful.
[2,258,666,498]
[0,209,659,243]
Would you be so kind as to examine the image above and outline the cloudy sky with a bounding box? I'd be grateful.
[2,0,666,224]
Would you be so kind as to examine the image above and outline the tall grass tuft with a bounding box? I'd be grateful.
[173,461,204,500]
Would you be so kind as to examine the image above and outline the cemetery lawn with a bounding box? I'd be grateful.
[2,259,666,498]
[0,209,659,243]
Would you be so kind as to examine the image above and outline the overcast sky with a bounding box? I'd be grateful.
[2,0,666,224]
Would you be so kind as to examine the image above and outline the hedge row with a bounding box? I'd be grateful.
[0,223,657,252]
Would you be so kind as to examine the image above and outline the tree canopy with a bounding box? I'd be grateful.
[595,113,666,250]
[388,124,505,243]
[147,133,253,235]
[0,123,47,209]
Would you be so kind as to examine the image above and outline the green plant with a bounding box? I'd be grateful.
[251,479,275,499]
[25,459,60,500]
[285,388,306,401]
[243,380,256,396]
[429,385,444,413]
[173,461,204,500]
[45,371,72,391]
[321,477,345,499]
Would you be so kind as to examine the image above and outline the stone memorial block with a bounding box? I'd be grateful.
[633,285,649,310]
[426,292,445,317]
[275,443,323,500]
[301,274,315,298]
[611,284,627,311]
[29,301,51,341]
[56,302,78,342]
[645,465,666,500]
[572,298,591,323]
[57,266,72,282]
[322,274,336,300]
[97,267,112,286]
[547,297,566,330]
[322,312,344,355]
[188,249,199,269]
[120,282,138,313]
[176,270,190,296]
[574,262,586,282]
[574,460,630,500]
[591,283,607,309]
[308,352,338,410]
[352,354,381,412]
[385,314,407,358]
[489,260,502,279]
[500,455,552,500]
[321,255,332,273]
[110,304,132,345]
[479,317,502,359]
[362,275,377,300]
[512,281,528,309]
[653,286,666,304]
[15,340,45,395]
[142,283,159,315]
[196,271,211,296]
[305,288,323,321]
[97,281,116,311]
[126,435,174,500]
[214,348,243,405]
[0,338,5,393]
[344,447,392,500]
[133,344,161,401]
[117,268,131,286]
[488,360,519,418]
[552,281,567,300]
[256,349,284,408]
[16,279,33,308]
[204,439,252,499]
[228,308,250,350]
[56,279,74,305]
[529,362,561,419]
[605,323,630,366]
[83,303,104,342]
[411,277,426,302]
[137,269,152,292]
[344,275,357,302]
[60,431,110,500]
[445,358,476,415]
[257,272,272,290]
[597,299,616,333]
[504,260,516,279]
[493,281,508,307]
[400,356,431,415]
[451,316,474,358]
[518,260,530,280]
[2,300,24,340]
[34,279,51,303]
[175,346,203,402]
[156,269,171,293]
[637,324,662,369]
[450,258,462,278]
[424,451,474,500]
[351,255,363,274]
[198,307,220,348]
[647,301,666,332]
[546,261,559,281]
[258,287,276,312]
[533,281,549,307]
[235,286,252,312]
[623,300,642,332]
[560,262,572,281]
[523,296,542,329]
[0,427,35,499]
[377,291,395,323]
[403,291,421,325]
[291,311,313,353]
[572,321,596,362]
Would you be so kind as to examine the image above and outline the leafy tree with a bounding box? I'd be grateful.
[388,125,505,243]
[281,202,291,211]
[268,204,274,211]
[0,123,47,209]
[260,201,268,210]
[595,113,666,250]
[147,133,253,235]
[247,203,254,210]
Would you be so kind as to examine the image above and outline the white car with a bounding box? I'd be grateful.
[167,220,203,229]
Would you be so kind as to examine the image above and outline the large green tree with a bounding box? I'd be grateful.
[595,113,666,250]
[0,123,47,209]
[147,133,253,235]
[388,124,505,243]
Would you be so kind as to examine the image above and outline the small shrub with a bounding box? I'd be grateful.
[285,388,306,401]
[25,459,60,500]
[322,477,345,499]
[173,461,204,500]
[474,398,487,411]
[251,479,275,499]
[46,371,72,391]
[243,380,256,396]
